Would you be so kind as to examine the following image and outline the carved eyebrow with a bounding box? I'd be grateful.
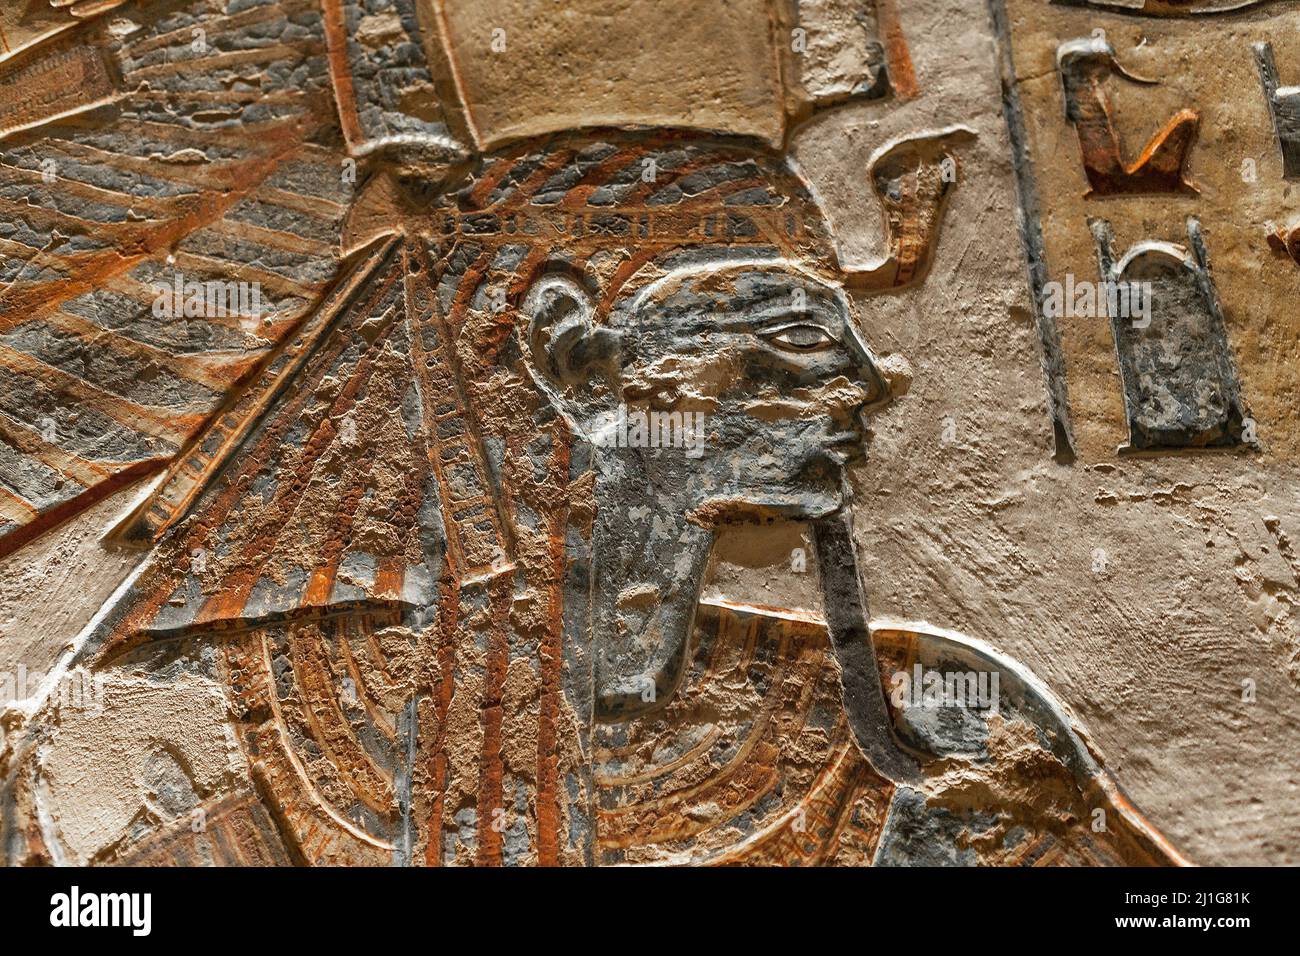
[634,280,845,335]
[747,300,839,323]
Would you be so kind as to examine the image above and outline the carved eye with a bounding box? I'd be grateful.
[764,324,836,352]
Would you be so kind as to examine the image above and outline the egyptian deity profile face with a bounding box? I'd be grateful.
[625,262,888,512]
[525,257,890,522]
[449,126,927,536]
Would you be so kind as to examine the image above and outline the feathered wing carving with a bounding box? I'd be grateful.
[68,238,456,865]
[0,0,352,557]
[71,211,592,864]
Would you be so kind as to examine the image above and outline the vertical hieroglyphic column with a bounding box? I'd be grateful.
[996,0,1300,459]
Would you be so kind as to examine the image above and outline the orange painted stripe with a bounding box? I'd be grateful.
[475,578,511,866]
[535,421,571,865]
[175,275,400,632]
[373,558,405,601]
[424,575,461,866]
[876,0,918,99]
[320,0,365,149]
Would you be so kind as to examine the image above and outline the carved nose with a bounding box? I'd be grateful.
[866,353,912,408]
[857,359,888,406]
[843,322,908,411]
[850,353,910,434]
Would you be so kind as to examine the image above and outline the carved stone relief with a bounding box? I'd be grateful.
[0,0,1297,870]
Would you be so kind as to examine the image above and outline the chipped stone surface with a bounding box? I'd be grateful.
[0,0,1296,868]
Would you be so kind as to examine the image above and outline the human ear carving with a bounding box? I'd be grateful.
[524,275,617,393]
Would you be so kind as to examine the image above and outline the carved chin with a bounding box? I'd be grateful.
[760,487,844,521]
[681,442,853,521]
[687,486,844,525]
